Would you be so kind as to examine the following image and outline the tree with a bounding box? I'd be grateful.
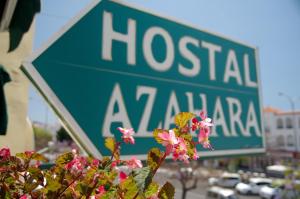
[169,162,201,199]
[56,126,73,144]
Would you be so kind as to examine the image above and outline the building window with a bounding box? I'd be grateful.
[287,135,294,146]
[277,118,284,129]
[277,135,285,147]
[286,118,293,129]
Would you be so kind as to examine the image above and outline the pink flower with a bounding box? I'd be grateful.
[91,159,100,168]
[72,148,79,156]
[111,160,120,168]
[191,118,200,131]
[158,130,179,155]
[65,156,87,173]
[90,185,106,198]
[158,130,178,146]
[126,156,143,169]
[35,160,41,168]
[192,111,213,131]
[192,148,199,160]
[117,127,135,144]
[0,147,10,159]
[198,129,213,149]
[199,111,213,127]
[173,152,190,164]
[202,140,213,149]
[199,111,207,120]
[25,150,34,158]
[172,138,190,163]
[176,138,187,152]
[119,171,128,182]
[198,128,210,143]
[97,185,106,194]
[20,195,28,199]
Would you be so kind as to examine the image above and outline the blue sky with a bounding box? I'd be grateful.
[29,0,300,125]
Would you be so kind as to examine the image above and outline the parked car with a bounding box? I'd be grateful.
[208,177,219,186]
[266,165,291,179]
[259,179,300,199]
[206,186,238,199]
[217,173,241,188]
[235,178,272,195]
[259,184,284,199]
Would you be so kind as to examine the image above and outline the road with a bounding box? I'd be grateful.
[154,172,260,199]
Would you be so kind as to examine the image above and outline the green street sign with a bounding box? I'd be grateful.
[23,0,265,159]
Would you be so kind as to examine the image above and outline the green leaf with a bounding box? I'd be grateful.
[147,148,162,171]
[55,152,74,167]
[45,177,61,192]
[16,152,27,160]
[105,137,116,153]
[145,182,159,198]
[4,176,15,185]
[158,182,175,199]
[28,167,41,175]
[174,112,195,128]
[153,129,166,144]
[120,176,139,199]
[100,157,112,170]
[101,189,117,199]
[179,132,193,142]
[32,153,49,162]
[24,178,39,193]
[133,167,152,192]
[76,182,89,195]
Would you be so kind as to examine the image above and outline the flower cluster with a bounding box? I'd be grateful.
[192,111,213,149]
[0,111,212,199]
[155,111,213,163]
[0,147,10,159]
[117,127,135,144]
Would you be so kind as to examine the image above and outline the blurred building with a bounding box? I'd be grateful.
[264,106,300,161]
[0,0,40,154]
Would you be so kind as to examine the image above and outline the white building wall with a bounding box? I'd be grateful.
[264,109,300,152]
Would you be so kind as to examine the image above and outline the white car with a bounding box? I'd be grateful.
[217,173,241,188]
[208,177,219,186]
[206,186,239,199]
[235,178,272,195]
[259,184,283,199]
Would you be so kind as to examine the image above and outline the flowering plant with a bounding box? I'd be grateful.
[0,112,213,199]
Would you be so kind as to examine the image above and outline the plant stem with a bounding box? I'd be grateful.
[86,179,98,199]
[57,172,82,197]
[152,152,167,176]
[110,142,121,161]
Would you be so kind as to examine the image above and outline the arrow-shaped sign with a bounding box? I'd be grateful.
[23,0,265,159]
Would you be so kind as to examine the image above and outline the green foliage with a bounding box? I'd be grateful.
[153,129,165,144]
[145,182,159,198]
[105,137,116,153]
[158,182,175,199]
[120,176,139,199]
[0,111,211,199]
[175,112,195,129]
[132,167,152,192]
[55,152,74,167]
[147,148,163,171]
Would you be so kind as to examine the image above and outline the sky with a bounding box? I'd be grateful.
[29,0,300,125]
